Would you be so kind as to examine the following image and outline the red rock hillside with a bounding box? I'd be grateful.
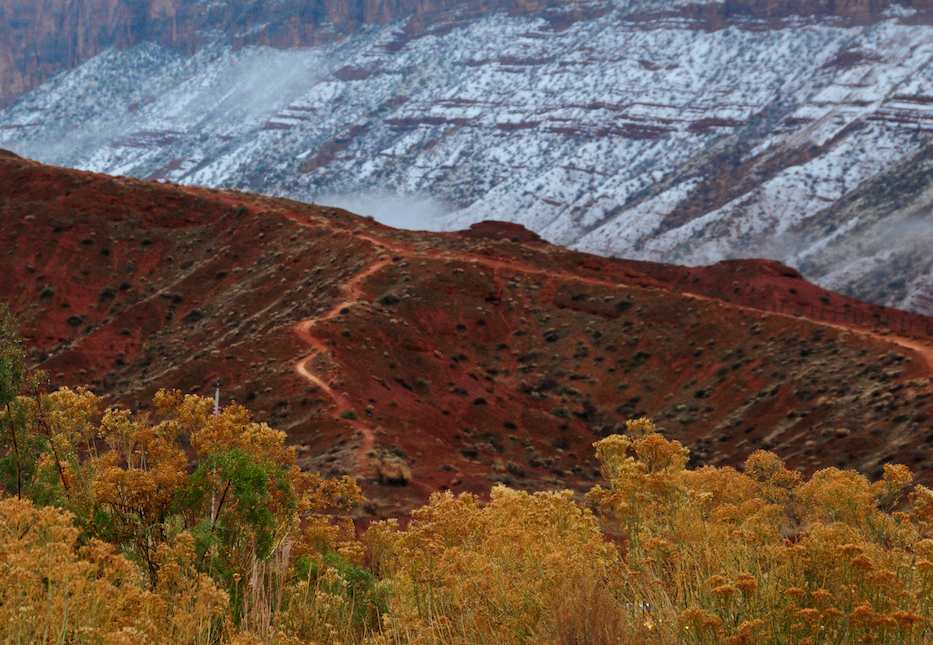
[2,150,932,516]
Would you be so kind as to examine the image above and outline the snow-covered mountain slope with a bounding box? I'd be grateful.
[2,1,932,313]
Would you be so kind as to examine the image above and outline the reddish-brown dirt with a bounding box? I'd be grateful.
[3,152,932,517]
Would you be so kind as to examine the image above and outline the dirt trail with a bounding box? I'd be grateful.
[173,187,390,474]
[279,208,933,475]
[804,320,933,371]
[368,228,933,370]
[880,335,933,370]
[379,230,933,372]
[679,292,933,373]
[292,255,391,473]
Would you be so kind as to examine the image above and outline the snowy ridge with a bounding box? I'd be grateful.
[1,2,932,313]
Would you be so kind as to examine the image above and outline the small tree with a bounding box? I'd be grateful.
[0,304,40,499]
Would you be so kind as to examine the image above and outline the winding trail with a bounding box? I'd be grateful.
[292,251,391,473]
[283,210,933,476]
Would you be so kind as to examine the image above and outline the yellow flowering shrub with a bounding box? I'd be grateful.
[0,384,367,643]
[2,353,932,645]
[583,418,931,645]
[366,486,646,644]
[0,496,225,643]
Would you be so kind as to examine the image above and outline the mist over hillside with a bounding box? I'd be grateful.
[1,0,932,314]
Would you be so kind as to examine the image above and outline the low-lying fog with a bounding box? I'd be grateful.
[316,192,454,232]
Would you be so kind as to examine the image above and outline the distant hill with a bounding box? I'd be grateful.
[1,0,932,316]
[2,153,932,516]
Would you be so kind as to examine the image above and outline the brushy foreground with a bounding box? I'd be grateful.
[2,313,933,643]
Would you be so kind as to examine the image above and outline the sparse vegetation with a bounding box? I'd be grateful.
[1,305,932,643]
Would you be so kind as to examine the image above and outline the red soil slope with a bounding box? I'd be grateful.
[2,151,932,516]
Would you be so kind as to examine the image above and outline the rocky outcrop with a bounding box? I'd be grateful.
[461,221,545,243]
[374,453,413,486]
[0,1,177,104]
